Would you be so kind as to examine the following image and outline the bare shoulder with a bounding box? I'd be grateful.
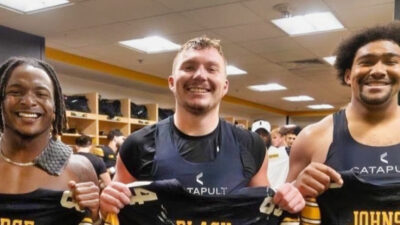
[297,115,332,151]
[66,154,98,184]
[287,115,334,181]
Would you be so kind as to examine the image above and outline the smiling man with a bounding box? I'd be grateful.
[100,36,304,224]
[287,22,400,224]
[0,57,100,225]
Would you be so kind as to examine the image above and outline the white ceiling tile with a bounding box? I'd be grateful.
[240,37,305,54]
[80,0,170,22]
[335,3,394,29]
[122,14,205,40]
[181,3,262,29]
[324,0,393,11]
[155,0,239,11]
[47,23,131,48]
[213,21,284,42]
[261,48,315,63]
[293,30,351,57]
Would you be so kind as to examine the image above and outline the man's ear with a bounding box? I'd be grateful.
[168,75,175,91]
[344,69,352,86]
[222,79,229,96]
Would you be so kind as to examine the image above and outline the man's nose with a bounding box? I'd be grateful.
[193,66,207,80]
[20,92,38,106]
[370,61,387,79]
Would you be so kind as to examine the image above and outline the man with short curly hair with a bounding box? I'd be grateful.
[287,22,400,224]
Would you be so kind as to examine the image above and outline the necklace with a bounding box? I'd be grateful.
[0,148,35,167]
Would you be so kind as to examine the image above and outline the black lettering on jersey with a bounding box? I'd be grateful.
[130,188,158,205]
[353,210,400,225]
[0,218,34,225]
[60,190,83,212]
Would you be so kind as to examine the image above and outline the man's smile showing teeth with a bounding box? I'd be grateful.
[188,87,208,93]
[17,112,39,118]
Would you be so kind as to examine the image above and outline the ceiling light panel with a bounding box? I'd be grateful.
[248,83,287,92]
[120,36,181,54]
[226,65,247,75]
[323,56,336,66]
[0,0,70,13]
[283,95,314,102]
[308,104,334,109]
[271,12,344,36]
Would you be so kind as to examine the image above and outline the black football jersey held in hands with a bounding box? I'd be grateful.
[116,179,282,225]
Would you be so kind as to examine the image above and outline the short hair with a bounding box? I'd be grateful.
[270,128,282,136]
[255,129,269,137]
[334,22,400,85]
[75,135,92,147]
[280,125,302,136]
[107,129,123,141]
[0,57,66,136]
[172,36,226,74]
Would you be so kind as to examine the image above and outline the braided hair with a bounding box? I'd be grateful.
[0,57,66,137]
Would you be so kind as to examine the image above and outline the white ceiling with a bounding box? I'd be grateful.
[0,0,395,116]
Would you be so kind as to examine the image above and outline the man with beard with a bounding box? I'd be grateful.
[0,57,100,224]
[287,22,400,224]
[100,36,304,222]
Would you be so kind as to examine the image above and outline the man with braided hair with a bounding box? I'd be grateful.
[100,36,304,224]
[0,57,100,225]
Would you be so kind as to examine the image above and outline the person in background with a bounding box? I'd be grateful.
[280,125,302,155]
[270,127,286,148]
[251,120,271,148]
[93,129,125,176]
[75,134,111,187]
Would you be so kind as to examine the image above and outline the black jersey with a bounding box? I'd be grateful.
[0,188,91,225]
[152,117,250,195]
[317,170,400,225]
[112,179,282,225]
[325,110,400,180]
[120,117,265,181]
[97,145,116,169]
[77,152,107,177]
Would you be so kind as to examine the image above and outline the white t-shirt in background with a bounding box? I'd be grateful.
[267,146,289,188]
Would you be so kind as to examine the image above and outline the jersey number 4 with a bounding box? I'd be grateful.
[130,188,158,205]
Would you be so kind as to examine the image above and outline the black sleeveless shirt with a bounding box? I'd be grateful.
[152,117,249,195]
[0,189,90,225]
[325,110,400,180]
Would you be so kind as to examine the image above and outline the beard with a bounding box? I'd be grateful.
[359,85,392,105]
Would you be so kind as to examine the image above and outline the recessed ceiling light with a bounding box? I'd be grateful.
[323,56,336,66]
[283,95,314,102]
[271,12,344,36]
[119,36,181,54]
[226,65,247,75]
[0,0,71,14]
[248,83,287,92]
[308,104,334,109]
